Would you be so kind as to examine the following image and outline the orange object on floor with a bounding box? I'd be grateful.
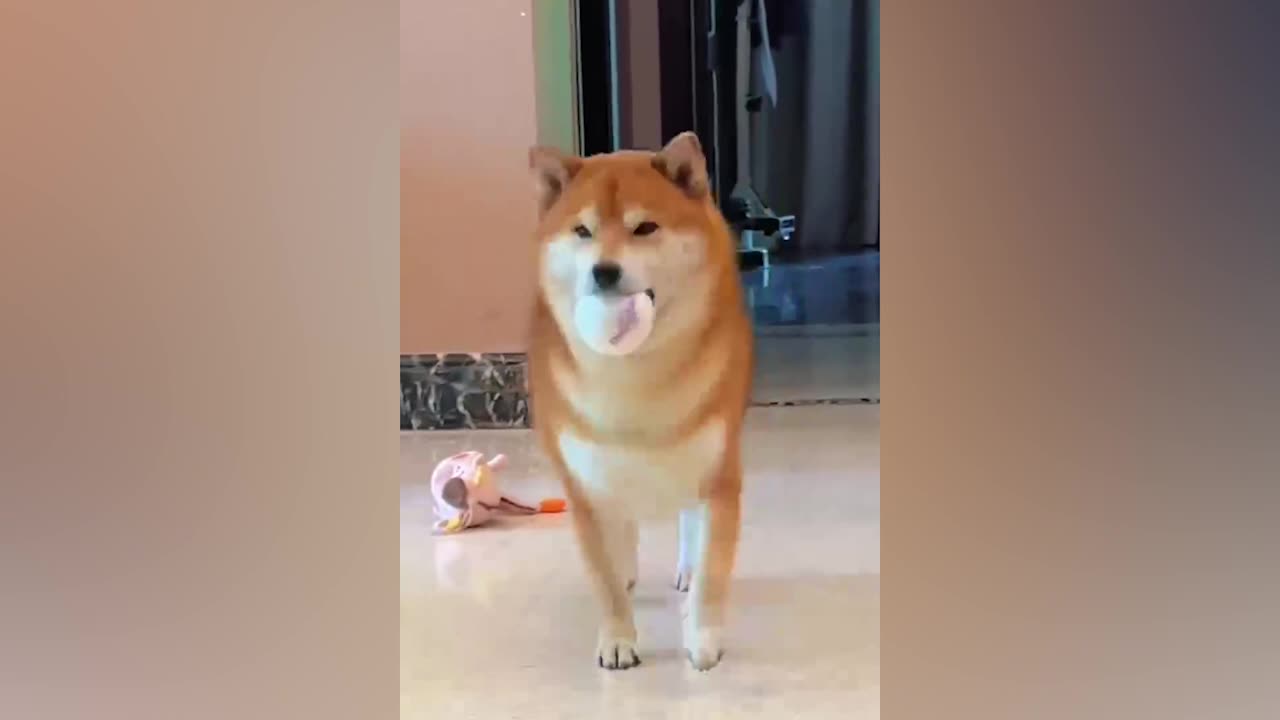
[538,498,567,514]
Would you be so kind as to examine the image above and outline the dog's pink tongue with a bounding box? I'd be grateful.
[609,297,639,345]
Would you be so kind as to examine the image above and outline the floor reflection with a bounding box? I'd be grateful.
[743,251,880,402]
[743,251,879,327]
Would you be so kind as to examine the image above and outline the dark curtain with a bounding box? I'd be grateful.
[750,0,875,258]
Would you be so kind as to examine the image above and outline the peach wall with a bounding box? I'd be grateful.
[400,0,539,354]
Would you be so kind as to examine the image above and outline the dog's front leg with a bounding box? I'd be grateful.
[567,493,641,670]
[611,513,639,595]
[683,469,742,671]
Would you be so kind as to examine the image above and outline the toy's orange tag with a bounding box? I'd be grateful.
[538,498,567,514]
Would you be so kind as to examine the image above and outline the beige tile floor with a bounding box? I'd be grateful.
[401,405,879,719]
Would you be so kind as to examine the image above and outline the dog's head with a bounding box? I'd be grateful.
[528,133,731,348]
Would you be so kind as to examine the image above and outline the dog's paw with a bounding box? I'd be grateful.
[597,635,641,670]
[683,625,724,671]
[673,565,692,592]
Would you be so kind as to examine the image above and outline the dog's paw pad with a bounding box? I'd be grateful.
[597,637,641,670]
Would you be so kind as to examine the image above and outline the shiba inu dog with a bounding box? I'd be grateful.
[526,132,753,671]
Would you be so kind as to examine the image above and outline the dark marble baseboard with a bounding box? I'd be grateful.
[400,353,879,430]
[400,353,530,430]
[753,397,879,407]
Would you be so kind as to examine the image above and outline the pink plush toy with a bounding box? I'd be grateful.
[430,451,566,534]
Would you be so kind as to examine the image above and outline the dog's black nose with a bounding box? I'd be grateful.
[592,262,623,291]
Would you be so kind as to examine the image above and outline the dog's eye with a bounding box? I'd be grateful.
[572,225,592,239]
[633,221,659,237]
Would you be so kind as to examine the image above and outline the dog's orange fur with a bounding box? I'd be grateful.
[526,133,752,671]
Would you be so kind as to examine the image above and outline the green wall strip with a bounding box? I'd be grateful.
[532,0,579,153]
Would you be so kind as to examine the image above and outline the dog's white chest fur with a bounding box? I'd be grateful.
[557,419,726,519]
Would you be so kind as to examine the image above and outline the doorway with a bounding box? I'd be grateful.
[572,0,879,403]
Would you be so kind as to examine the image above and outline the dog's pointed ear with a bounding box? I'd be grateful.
[529,146,582,213]
[652,131,709,198]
